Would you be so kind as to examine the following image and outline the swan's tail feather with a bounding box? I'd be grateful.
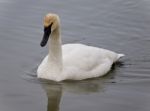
[117,54,125,59]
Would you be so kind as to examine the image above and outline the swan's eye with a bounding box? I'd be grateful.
[44,27,48,32]
[44,23,53,32]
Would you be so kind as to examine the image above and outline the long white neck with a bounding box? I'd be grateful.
[48,26,63,73]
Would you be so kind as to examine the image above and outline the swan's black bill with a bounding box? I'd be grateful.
[40,24,52,47]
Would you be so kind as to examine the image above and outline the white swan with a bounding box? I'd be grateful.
[37,13,124,82]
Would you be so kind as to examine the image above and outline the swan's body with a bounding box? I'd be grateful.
[37,13,124,82]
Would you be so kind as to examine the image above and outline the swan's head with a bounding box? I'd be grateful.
[40,13,60,47]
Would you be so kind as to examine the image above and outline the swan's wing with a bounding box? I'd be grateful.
[61,44,119,80]
[62,43,116,70]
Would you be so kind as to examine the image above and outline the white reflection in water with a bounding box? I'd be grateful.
[40,64,120,111]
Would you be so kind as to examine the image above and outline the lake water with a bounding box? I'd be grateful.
[0,0,150,111]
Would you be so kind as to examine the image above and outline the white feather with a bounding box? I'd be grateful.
[37,13,124,82]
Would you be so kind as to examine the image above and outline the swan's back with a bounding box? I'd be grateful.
[61,44,122,80]
[62,44,119,63]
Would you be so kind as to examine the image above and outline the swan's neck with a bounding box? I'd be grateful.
[48,26,63,72]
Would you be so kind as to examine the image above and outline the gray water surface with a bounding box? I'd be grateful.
[0,0,150,111]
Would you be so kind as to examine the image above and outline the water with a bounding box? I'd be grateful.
[0,0,150,111]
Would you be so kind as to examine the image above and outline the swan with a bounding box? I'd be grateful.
[37,13,124,82]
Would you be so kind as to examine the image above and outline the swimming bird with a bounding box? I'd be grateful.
[37,13,124,82]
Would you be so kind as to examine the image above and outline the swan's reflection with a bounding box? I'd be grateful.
[40,77,107,111]
[40,63,122,111]
[42,83,62,111]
